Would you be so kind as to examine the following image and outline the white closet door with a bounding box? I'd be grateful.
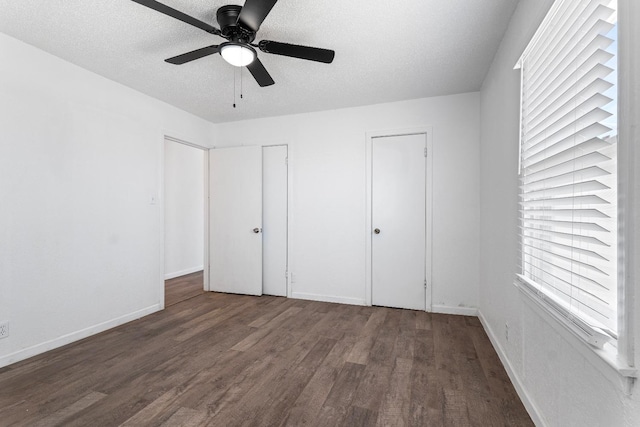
[209,146,262,296]
[262,145,288,296]
[372,134,426,310]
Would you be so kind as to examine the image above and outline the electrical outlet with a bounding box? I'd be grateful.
[0,321,9,339]
[505,322,510,342]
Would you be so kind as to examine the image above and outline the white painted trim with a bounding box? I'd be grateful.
[203,148,210,292]
[159,131,166,309]
[291,292,366,307]
[0,304,161,369]
[212,137,284,149]
[516,276,615,349]
[477,311,549,427]
[365,127,434,311]
[164,135,211,151]
[617,0,638,371]
[164,266,204,280]
[425,131,434,312]
[431,305,478,317]
[286,142,293,299]
[517,280,637,392]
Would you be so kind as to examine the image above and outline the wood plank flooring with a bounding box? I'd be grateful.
[0,293,533,426]
[165,271,204,307]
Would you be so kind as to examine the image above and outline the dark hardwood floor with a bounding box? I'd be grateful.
[165,270,205,307]
[0,293,533,426]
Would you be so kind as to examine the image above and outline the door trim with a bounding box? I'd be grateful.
[365,127,433,311]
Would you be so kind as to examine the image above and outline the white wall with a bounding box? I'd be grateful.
[0,33,214,367]
[479,1,640,426]
[214,93,481,312]
[164,140,205,279]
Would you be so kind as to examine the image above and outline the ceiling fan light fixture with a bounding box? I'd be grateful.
[220,42,256,67]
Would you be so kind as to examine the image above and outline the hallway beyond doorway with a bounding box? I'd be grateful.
[165,270,204,307]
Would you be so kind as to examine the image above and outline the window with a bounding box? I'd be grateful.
[516,0,619,348]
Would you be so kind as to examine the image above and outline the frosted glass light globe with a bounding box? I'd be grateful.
[220,43,256,67]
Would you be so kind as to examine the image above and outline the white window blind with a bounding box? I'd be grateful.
[516,0,618,342]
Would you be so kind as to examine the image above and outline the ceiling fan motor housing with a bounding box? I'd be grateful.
[217,5,255,43]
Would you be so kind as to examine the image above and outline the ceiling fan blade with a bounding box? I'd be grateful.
[258,40,335,64]
[131,0,221,36]
[237,0,278,32]
[246,58,275,87]
[165,45,220,65]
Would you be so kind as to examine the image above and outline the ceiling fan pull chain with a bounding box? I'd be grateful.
[233,66,237,108]
[240,66,244,99]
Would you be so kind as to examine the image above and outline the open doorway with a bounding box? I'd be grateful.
[164,137,207,307]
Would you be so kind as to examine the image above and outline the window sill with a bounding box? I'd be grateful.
[514,278,637,394]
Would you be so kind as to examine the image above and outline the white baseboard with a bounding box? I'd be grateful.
[0,304,161,369]
[431,304,478,316]
[477,310,547,427]
[291,292,366,306]
[164,266,203,280]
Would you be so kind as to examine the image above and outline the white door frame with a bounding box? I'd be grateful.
[365,127,433,311]
[208,141,292,298]
[160,135,210,308]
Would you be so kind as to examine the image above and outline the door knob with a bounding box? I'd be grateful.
[253,228,261,233]
[374,228,380,234]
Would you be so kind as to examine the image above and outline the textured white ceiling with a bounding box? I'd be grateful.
[0,0,519,123]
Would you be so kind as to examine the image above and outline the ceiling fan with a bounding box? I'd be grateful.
[131,0,335,87]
